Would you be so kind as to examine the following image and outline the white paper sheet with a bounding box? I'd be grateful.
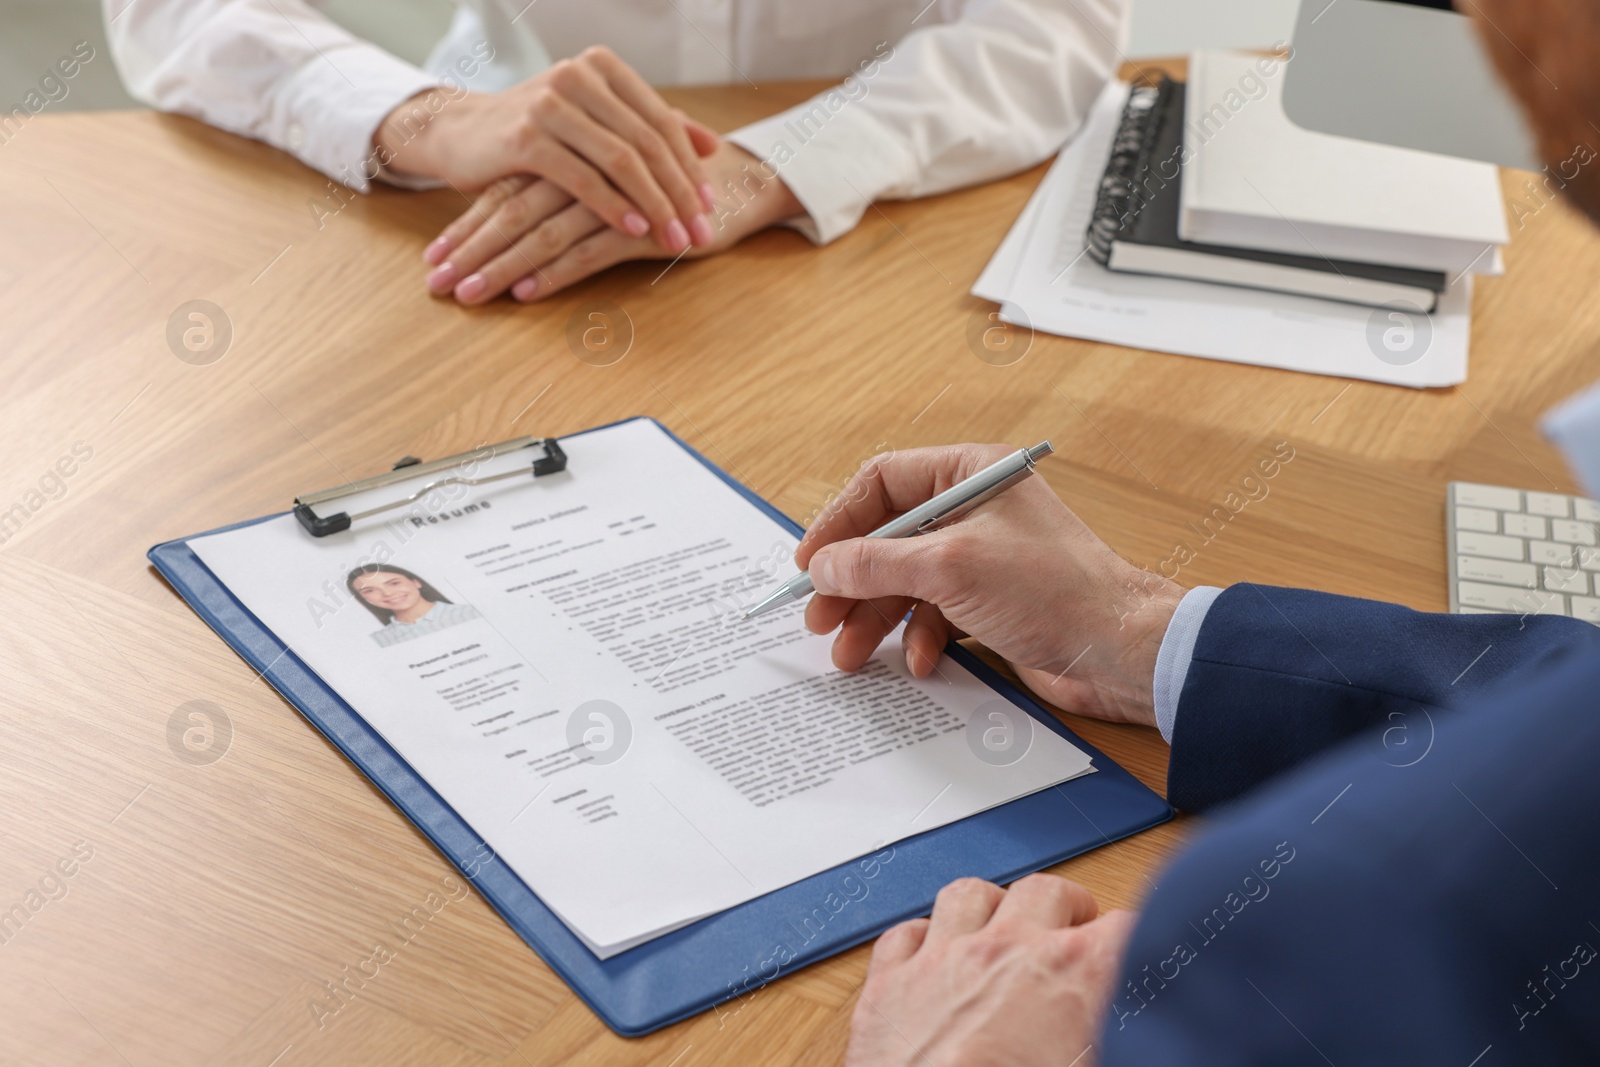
[972,184,1043,305]
[190,420,1094,957]
[975,81,1473,388]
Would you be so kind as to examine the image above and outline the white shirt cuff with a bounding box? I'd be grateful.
[275,44,441,193]
[1152,586,1225,744]
[727,95,918,245]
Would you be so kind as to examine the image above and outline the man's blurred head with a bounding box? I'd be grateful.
[1470,0,1600,223]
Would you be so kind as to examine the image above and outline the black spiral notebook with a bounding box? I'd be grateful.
[1086,79,1448,312]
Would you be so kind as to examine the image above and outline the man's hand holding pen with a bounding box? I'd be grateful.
[794,444,1185,729]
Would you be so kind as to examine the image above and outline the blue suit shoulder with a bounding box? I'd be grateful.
[1101,589,1600,1064]
[1168,584,1599,810]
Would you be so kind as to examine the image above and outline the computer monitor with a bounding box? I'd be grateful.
[1282,0,1541,170]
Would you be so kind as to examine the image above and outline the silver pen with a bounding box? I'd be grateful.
[741,442,1055,620]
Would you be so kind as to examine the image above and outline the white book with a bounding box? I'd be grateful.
[1177,50,1509,275]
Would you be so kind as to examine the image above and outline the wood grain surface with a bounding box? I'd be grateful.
[1,61,1598,1066]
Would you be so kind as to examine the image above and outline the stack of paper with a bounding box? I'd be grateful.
[976,76,1479,387]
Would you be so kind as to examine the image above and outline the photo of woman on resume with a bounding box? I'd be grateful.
[348,564,480,647]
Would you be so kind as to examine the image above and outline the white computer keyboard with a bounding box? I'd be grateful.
[1448,482,1600,623]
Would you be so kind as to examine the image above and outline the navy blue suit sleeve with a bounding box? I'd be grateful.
[1100,629,1600,1065]
[1167,584,1597,810]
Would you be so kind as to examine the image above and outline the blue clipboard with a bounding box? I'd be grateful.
[148,416,1173,1037]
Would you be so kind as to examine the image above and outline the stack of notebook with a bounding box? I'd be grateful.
[973,50,1510,386]
[1087,52,1509,313]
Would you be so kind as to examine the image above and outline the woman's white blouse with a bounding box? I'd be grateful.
[102,0,1127,243]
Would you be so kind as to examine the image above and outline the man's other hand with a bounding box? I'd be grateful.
[844,875,1134,1067]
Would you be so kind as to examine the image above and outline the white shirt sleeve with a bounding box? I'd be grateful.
[102,0,441,192]
[725,0,1130,244]
[1152,586,1225,744]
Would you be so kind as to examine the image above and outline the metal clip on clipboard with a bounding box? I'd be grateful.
[292,436,568,537]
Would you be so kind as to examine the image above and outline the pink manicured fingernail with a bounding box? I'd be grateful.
[511,277,539,302]
[622,211,650,236]
[699,182,716,211]
[665,219,690,252]
[690,214,715,246]
[423,236,451,265]
[427,263,458,293]
[454,273,488,302]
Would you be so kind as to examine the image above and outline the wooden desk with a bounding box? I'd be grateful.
[2,66,1598,1066]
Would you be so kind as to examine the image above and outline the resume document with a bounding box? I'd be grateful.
[192,419,1093,957]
